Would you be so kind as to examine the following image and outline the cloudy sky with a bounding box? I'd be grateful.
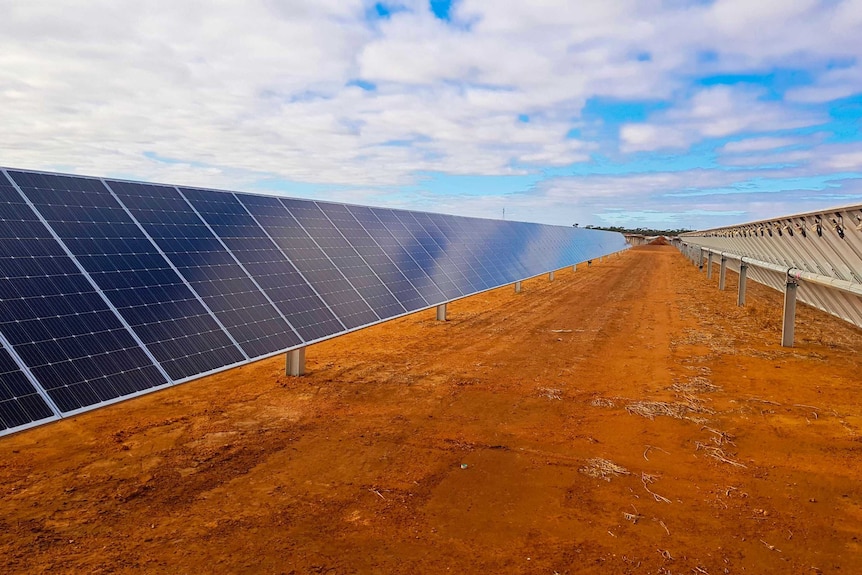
[2,1,861,229]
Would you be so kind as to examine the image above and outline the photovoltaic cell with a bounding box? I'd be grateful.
[287,200,405,319]
[242,195,378,330]
[346,205,447,306]
[316,202,427,312]
[9,171,245,381]
[108,181,297,359]
[0,342,55,432]
[0,172,169,413]
[179,187,342,343]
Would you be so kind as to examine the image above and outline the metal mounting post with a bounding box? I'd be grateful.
[436,303,447,321]
[737,263,748,306]
[286,347,306,376]
[707,252,713,279]
[572,264,577,272]
[514,281,522,293]
[719,256,727,290]
[548,271,555,281]
[698,250,704,271]
[781,279,798,347]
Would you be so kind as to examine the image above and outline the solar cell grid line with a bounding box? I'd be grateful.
[0,336,58,435]
[0,171,171,413]
[400,211,482,295]
[177,187,343,344]
[315,202,428,313]
[373,209,463,300]
[285,199,405,319]
[107,180,297,360]
[10,171,246,382]
[240,194,378,331]
[345,205,447,306]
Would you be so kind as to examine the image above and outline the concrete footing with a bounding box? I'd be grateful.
[286,347,306,376]
[436,303,447,321]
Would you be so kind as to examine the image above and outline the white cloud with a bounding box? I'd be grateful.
[0,1,860,229]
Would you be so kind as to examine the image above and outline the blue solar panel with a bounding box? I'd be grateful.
[10,172,245,381]
[178,187,343,343]
[242,195,379,330]
[0,172,169,413]
[286,201,405,319]
[346,205,447,306]
[316,202,428,312]
[108,181,298,359]
[0,342,56,433]
[0,167,629,436]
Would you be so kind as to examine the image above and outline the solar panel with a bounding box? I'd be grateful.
[282,200,405,319]
[0,166,629,436]
[9,172,246,381]
[0,341,56,432]
[107,181,298,359]
[315,202,428,312]
[0,171,170,414]
[177,187,343,343]
[346,205,448,306]
[241,195,379,330]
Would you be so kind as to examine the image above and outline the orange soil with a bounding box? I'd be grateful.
[1,245,861,574]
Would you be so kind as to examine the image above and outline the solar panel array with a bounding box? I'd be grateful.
[0,167,628,436]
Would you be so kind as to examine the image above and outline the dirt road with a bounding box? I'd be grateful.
[1,245,860,574]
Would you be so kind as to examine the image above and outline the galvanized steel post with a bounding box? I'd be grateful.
[719,256,727,290]
[781,279,798,347]
[286,347,306,376]
[737,263,748,306]
[436,303,447,321]
[514,281,522,293]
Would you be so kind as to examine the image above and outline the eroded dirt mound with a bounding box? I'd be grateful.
[2,246,861,574]
[648,236,669,245]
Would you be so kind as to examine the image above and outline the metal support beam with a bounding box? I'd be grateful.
[514,281,522,293]
[587,260,592,267]
[781,280,798,347]
[707,252,713,279]
[548,271,555,281]
[737,263,748,306]
[572,264,577,272]
[698,249,704,271]
[286,347,306,376]
[436,303,447,321]
[719,256,727,291]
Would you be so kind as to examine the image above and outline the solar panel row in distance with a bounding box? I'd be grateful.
[0,167,628,437]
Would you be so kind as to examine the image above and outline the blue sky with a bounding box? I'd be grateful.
[1,1,861,229]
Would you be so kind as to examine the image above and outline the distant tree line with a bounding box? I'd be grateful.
[580,225,692,236]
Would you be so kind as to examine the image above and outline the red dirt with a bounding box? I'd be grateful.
[1,245,861,574]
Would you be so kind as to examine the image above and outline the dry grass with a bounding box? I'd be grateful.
[579,458,631,482]
[625,398,714,423]
[590,397,615,408]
